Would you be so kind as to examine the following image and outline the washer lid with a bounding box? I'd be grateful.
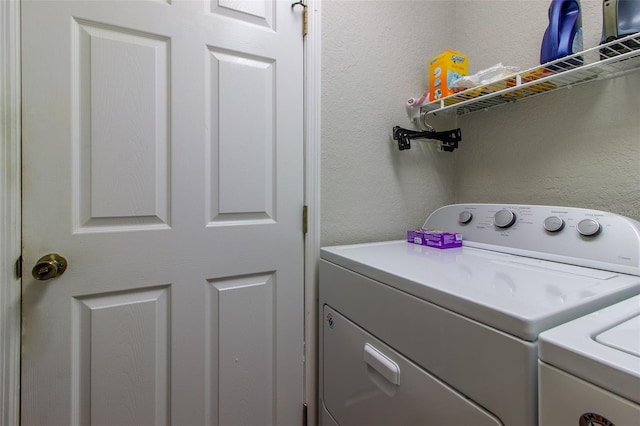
[596,314,640,357]
[321,240,640,341]
[539,295,640,404]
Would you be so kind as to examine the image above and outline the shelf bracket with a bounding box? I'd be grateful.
[392,126,462,152]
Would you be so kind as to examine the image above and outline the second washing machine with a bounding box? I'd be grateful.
[539,294,640,425]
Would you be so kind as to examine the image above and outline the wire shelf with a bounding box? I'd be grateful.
[423,33,640,117]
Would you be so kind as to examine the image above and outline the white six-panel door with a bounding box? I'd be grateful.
[21,0,304,424]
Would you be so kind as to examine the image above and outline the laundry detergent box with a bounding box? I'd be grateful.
[407,228,462,249]
[429,50,468,100]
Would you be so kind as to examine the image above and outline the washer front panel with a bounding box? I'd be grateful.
[322,306,502,426]
[539,362,640,426]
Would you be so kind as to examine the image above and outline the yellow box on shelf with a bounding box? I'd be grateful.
[429,50,468,101]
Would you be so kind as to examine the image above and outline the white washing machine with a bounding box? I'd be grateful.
[319,204,640,426]
[539,295,640,425]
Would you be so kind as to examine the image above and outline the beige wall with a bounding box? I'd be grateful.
[454,0,640,219]
[321,0,640,246]
[321,0,457,246]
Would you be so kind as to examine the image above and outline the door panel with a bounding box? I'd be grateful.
[74,19,171,230]
[207,48,275,219]
[21,0,303,424]
[212,273,275,425]
[213,0,274,29]
[74,286,171,426]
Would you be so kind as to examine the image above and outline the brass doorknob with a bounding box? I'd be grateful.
[32,254,68,280]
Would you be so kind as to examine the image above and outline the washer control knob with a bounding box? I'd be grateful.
[459,210,473,224]
[544,216,565,233]
[577,219,601,237]
[494,209,516,228]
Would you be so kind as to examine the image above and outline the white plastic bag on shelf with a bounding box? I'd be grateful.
[451,63,519,89]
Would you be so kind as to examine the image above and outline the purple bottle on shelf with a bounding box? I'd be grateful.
[540,0,584,65]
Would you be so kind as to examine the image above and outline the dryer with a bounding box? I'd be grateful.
[319,204,640,426]
[539,295,640,425]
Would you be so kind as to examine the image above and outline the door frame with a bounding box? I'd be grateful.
[303,1,322,424]
[0,0,22,424]
[0,1,321,424]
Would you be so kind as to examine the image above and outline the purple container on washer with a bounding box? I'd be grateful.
[407,228,462,249]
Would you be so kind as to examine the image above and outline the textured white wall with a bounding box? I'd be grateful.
[456,0,603,71]
[454,0,640,220]
[321,0,457,246]
[321,0,640,247]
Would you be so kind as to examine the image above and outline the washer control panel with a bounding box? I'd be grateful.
[424,204,640,274]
